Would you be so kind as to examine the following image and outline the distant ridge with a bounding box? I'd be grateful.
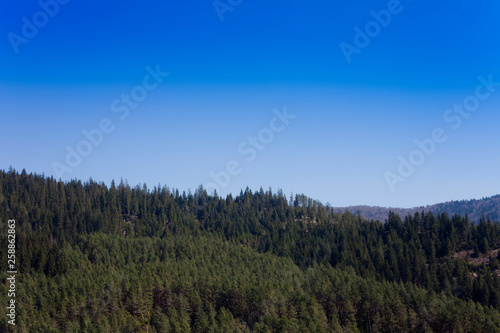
[334,194,500,223]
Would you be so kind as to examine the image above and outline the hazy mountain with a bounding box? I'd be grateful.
[335,194,500,223]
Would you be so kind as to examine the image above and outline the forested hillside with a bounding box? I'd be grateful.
[336,194,500,223]
[2,169,500,332]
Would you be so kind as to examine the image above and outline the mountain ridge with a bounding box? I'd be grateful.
[334,194,500,223]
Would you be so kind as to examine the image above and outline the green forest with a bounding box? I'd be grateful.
[2,168,500,332]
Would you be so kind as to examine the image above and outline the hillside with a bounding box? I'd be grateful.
[2,169,500,332]
[335,194,500,223]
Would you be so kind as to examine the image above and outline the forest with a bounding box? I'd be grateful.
[2,168,500,332]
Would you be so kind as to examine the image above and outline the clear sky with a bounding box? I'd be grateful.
[1,0,500,208]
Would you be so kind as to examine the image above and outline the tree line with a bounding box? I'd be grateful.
[1,168,500,332]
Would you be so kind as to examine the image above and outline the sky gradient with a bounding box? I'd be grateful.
[1,0,500,208]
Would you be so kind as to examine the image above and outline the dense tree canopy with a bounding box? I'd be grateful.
[1,169,500,332]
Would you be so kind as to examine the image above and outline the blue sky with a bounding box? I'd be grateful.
[1,0,500,207]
